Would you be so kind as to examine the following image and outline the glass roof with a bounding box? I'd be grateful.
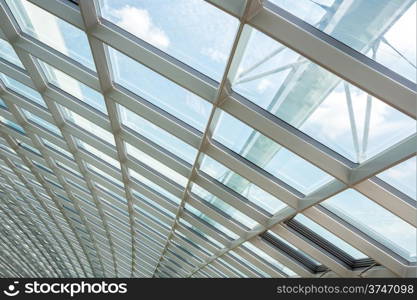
[377,156,416,200]
[269,0,416,82]
[0,0,415,278]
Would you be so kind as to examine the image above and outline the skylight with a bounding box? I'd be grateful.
[0,0,415,279]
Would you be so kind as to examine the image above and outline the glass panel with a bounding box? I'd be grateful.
[77,138,120,169]
[60,106,115,146]
[119,105,197,163]
[19,141,41,156]
[125,142,188,187]
[294,214,367,259]
[0,38,23,67]
[232,27,416,163]
[217,257,247,277]
[175,229,213,256]
[133,189,175,218]
[87,163,123,188]
[191,183,258,229]
[108,47,211,131]
[243,242,297,276]
[56,161,82,178]
[0,73,45,107]
[179,217,223,249]
[205,265,227,277]
[96,183,126,204]
[0,115,25,134]
[129,168,181,205]
[68,178,89,194]
[0,98,7,109]
[14,163,30,172]
[228,250,270,278]
[185,203,239,240]
[377,157,416,200]
[42,138,73,160]
[38,60,107,114]
[200,154,287,215]
[266,230,323,267]
[322,189,416,261]
[22,109,62,136]
[6,0,95,70]
[100,0,238,80]
[138,206,172,230]
[213,111,333,193]
[269,0,416,82]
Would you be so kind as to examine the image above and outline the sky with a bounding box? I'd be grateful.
[271,0,416,82]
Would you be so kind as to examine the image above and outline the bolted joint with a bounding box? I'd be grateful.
[242,0,264,22]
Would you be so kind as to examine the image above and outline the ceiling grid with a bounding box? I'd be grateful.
[0,0,415,278]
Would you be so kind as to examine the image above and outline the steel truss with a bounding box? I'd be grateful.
[0,0,415,278]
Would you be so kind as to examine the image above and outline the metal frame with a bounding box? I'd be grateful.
[0,0,415,278]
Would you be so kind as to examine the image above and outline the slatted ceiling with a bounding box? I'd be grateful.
[0,0,415,278]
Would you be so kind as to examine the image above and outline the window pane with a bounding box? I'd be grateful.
[179,217,223,249]
[100,0,238,80]
[0,38,23,67]
[213,111,333,194]
[61,106,115,146]
[0,115,25,134]
[87,163,123,188]
[0,73,45,107]
[108,47,211,131]
[42,138,73,160]
[200,154,288,215]
[19,141,41,156]
[77,138,120,169]
[133,189,175,218]
[129,168,181,205]
[232,27,415,163]
[269,0,416,82]
[0,98,6,109]
[6,0,95,70]
[266,230,323,267]
[191,183,258,229]
[56,161,82,178]
[22,109,61,136]
[185,203,239,240]
[39,60,107,114]
[294,214,367,260]
[125,142,188,187]
[243,242,297,277]
[119,105,197,164]
[377,157,416,200]
[322,189,416,261]
[229,251,270,278]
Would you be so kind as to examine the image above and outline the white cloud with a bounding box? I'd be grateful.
[256,78,273,93]
[113,5,170,49]
[384,3,416,62]
[301,82,415,161]
[185,93,209,117]
[201,47,228,63]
